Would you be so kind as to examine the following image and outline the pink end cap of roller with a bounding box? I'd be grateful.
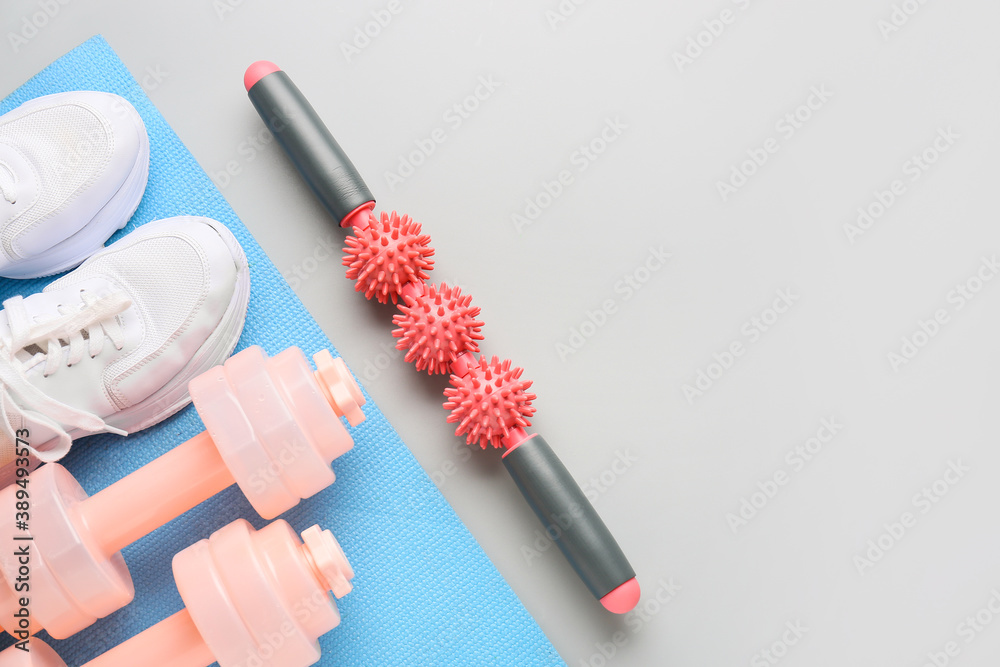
[244,60,281,91]
[601,577,640,614]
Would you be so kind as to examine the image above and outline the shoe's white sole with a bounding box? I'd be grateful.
[82,217,251,436]
[2,100,151,279]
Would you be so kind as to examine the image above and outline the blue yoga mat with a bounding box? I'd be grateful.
[0,35,562,667]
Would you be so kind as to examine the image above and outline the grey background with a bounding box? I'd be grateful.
[4,1,1000,665]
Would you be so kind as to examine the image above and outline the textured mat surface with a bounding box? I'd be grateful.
[0,35,561,666]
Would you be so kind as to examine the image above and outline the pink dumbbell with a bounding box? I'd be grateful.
[0,345,365,640]
[0,518,354,667]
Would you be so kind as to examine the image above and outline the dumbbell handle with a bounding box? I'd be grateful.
[0,613,216,667]
[83,609,213,667]
[80,432,234,557]
[81,345,366,558]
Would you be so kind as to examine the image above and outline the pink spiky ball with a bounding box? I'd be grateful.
[443,355,536,449]
[392,283,485,375]
[343,211,434,304]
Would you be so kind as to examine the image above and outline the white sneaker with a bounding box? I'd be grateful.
[0,216,250,473]
[0,91,150,279]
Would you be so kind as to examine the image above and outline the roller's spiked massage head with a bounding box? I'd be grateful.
[444,355,536,449]
[392,282,485,374]
[343,210,434,304]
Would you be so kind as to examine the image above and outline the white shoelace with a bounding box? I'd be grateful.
[0,290,132,462]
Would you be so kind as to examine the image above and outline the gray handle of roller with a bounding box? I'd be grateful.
[247,70,374,224]
[502,435,635,602]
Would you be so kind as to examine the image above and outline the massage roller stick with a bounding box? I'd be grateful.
[245,61,640,613]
